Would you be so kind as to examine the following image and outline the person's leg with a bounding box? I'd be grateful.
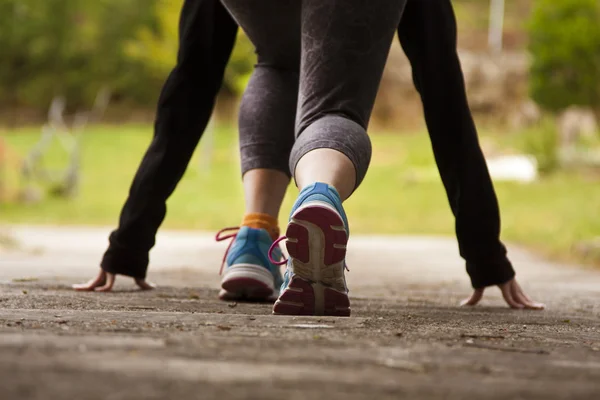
[272,0,407,316]
[397,0,515,289]
[236,10,300,221]
[242,170,289,222]
[78,0,238,290]
[216,168,290,302]
[294,149,357,201]
[216,0,300,301]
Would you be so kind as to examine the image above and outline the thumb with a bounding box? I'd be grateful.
[460,288,484,306]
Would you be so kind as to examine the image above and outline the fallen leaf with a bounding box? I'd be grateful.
[12,277,38,283]
[461,334,505,340]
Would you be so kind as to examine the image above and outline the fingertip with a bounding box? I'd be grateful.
[73,283,95,291]
[460,298,474,306]
[530,302,546,310]
[135,279,156,290]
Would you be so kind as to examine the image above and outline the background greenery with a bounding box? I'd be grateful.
[2,124,599,266]
[1,0,599,267]
[0,0,253,115]
[528,0,600,112]
[1,0,597,118]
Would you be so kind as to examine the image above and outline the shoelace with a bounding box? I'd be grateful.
[215,227,240,275]
[268,236,288,266]
[267,235,350,271]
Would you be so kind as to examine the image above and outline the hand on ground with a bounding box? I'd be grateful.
[461,278,545,310]
[72,268,155,292]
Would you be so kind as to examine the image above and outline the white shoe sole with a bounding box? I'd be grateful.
[219,263,277,302]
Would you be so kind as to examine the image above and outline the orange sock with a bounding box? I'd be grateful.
[241,213,280,241]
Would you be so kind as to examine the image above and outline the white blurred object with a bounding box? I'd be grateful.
[488,0,505,54]
[486,155,538,182]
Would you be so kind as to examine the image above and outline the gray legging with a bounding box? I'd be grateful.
[223,0,406,189]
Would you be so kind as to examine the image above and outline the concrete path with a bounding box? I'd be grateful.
[1,226,599,399]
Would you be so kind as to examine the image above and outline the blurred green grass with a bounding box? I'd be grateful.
[1,124,599,266]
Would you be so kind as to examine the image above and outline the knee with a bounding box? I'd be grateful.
[293,114,372,188]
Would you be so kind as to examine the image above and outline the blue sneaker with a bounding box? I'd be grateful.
[216,226,283,302]
[271,183,350,316]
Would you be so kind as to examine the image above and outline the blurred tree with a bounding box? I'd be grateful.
[85,0,159,106]
[0,0,256,117]
[126,0,256,95]
[125,0,180,82]
[528,0,600,112]
[224,30,256,95]
[0,0,156,111]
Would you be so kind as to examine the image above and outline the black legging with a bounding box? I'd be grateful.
[101,0,515,289]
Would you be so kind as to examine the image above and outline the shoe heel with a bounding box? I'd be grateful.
[273,202,350,316]
[273,277,350,316]
[220,264,275,301]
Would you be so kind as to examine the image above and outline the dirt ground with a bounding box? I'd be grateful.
[1,226,599,400]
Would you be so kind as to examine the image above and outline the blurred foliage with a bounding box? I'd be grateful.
[0,0,157,109]
[0,0,254,113]
[224,31,256,95]
[528,0,600,112]
[126,0,255,95]
[125,0,180,81]
[518,118,560,174]
[4,124,600,267]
